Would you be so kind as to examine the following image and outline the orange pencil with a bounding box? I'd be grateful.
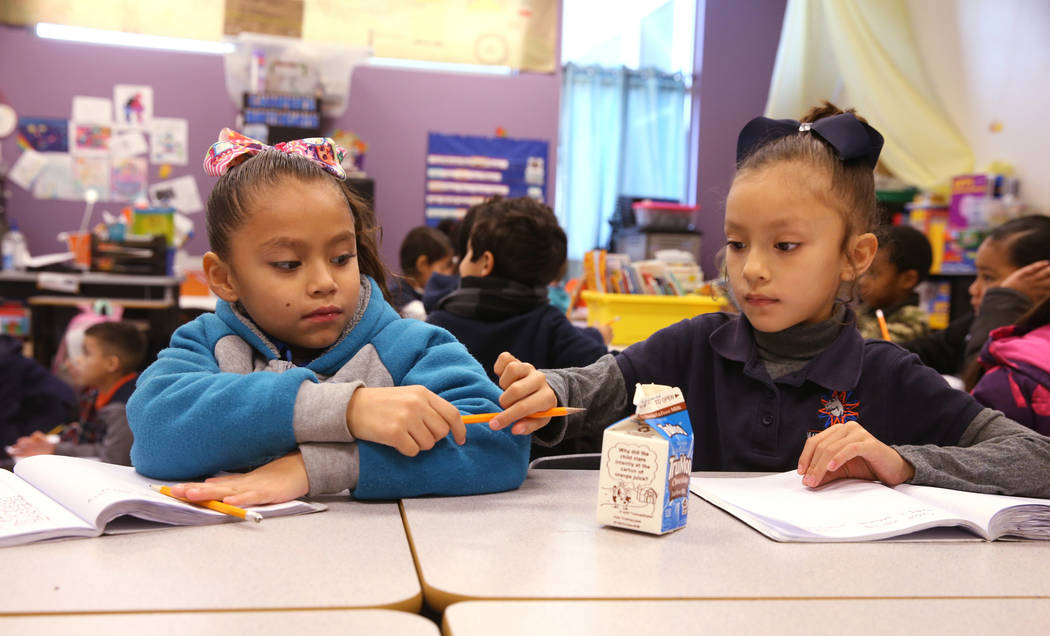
[461,406,585,425]
[149,484,263,523]
[875,308,891,341]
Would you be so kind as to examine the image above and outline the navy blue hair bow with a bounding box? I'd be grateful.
[736,113,884,169]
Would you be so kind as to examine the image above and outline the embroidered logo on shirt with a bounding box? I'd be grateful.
[808,390,860,438]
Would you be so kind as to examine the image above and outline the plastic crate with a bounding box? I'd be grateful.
[582,291,724,346]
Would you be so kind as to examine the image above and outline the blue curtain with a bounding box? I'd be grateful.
[556,63,689,262]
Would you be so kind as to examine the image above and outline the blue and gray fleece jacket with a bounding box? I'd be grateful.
[127,277,529,499]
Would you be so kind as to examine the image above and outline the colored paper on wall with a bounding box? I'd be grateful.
[72,96,113,123]
[424,132,548,223]
[73,156,110,200]
[33,153,83,201]
[113,85,154,127]
[149,117,188,165]
[16,117,69,152]
[109,129,149,158]
[8,148,48,190]
[70,123,112,155]
[110,156,149,203]
[148,175,203,214]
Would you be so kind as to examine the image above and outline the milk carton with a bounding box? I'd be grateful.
[597,383,694,534]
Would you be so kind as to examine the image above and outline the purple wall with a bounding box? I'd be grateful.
[694,0,786,276]
[0,24,560,272]
[2,1,783,279]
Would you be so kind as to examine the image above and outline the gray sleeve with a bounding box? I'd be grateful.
[53,404,133,466]
[895,407,1050,498]
[293,380,361,443]
[537,354,632,447]
[963,287,1031,365]
[300,442,359,496]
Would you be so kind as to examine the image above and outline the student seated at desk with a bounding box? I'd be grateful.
[491,103,1050,499]
[390,226,456,320]
[855,224,932,341]
[10,321,145,466]
[127,129,529,506]
[900,215,1050,375]
[0,334,77,468]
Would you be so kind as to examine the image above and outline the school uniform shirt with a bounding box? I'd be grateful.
[127,276,530,499]
[972,323,1050,436]
[540,309,1050,498]
[54,373,136,465]
[0,334,77,455]
[427,275,608,384]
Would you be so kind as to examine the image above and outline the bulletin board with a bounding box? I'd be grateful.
[423,132,548,224]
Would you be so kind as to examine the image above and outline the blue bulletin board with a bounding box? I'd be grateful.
[424,132,548,224]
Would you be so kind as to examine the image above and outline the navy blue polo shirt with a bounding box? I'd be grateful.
[615,312,980,472]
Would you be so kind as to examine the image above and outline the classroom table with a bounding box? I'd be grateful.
[0,496,422,615]
[401,470,1050,611]
[0,609,438,635]
[442,599,1050,636]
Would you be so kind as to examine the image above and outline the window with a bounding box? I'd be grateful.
[557,0,697,261]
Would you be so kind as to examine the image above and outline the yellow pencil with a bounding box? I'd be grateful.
[461,406,585,425]
[875,308,892,341]
[149,484,263,523]
[46,424,65,435]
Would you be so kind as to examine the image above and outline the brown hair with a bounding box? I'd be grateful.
[84,321,148,374]
[205,149,390,301]
[465,196,566,286]
[399,226,453,275]
[735,101,879,258]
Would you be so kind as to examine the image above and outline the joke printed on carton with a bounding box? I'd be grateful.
[600,442,660,517]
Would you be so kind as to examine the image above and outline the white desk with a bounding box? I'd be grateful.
[443,600,1050,636]
[402,470,1050,611]
[0,609,438,636]
[0,497,421,615]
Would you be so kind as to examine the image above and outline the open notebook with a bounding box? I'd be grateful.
[1,455,326,548]
[691,471,1050,542]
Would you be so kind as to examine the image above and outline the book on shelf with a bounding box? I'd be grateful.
[0,455,327,548]
[690,470,1050,542]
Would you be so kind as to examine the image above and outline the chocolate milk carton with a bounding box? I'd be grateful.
[596,383,694,534]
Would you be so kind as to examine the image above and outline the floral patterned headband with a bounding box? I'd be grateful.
[203,127,349,179]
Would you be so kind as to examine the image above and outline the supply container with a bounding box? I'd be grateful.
[582,291,724,347]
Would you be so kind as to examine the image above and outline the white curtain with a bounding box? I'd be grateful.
[556,63,689,261]
[765,0,973,190]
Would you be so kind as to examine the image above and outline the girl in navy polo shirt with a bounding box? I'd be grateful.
[491,102,1050,498]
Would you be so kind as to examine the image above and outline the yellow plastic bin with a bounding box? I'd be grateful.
[582,291,725,347]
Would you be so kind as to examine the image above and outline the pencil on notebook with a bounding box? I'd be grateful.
[875,308,891,341]
[461,406,585,425]
[149,484,263,523]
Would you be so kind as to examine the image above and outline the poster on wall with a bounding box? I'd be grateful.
[16,117,69,152]
[113,85,154,127]
[424,132,548,224]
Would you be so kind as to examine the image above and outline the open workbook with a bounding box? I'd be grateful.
[690,471,1050,542]
[0,455,327,548]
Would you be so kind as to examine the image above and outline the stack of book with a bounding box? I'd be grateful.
[583,250,702,296]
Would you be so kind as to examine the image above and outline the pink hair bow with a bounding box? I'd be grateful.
[203,128,349,179]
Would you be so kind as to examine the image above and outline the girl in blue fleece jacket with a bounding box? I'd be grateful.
[127,129,529,505]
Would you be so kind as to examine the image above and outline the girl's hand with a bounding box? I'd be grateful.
[796,421,915,488]
[489,352,557,435]
[8,431,56,457]
[1000,260,1050,305]
[596,322,614,344]
[169,451,308,507]
[346,385,466,456]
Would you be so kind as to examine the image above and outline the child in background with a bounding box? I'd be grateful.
[127,129,528,506]
[969,297,1050,435]
[391,226,456,320]
[0,334,77,468]
[491,103,1050,498]
[901,215,1050,374]
[428,196,609,381]
[9,321,145,465]
[856,224,932,341]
